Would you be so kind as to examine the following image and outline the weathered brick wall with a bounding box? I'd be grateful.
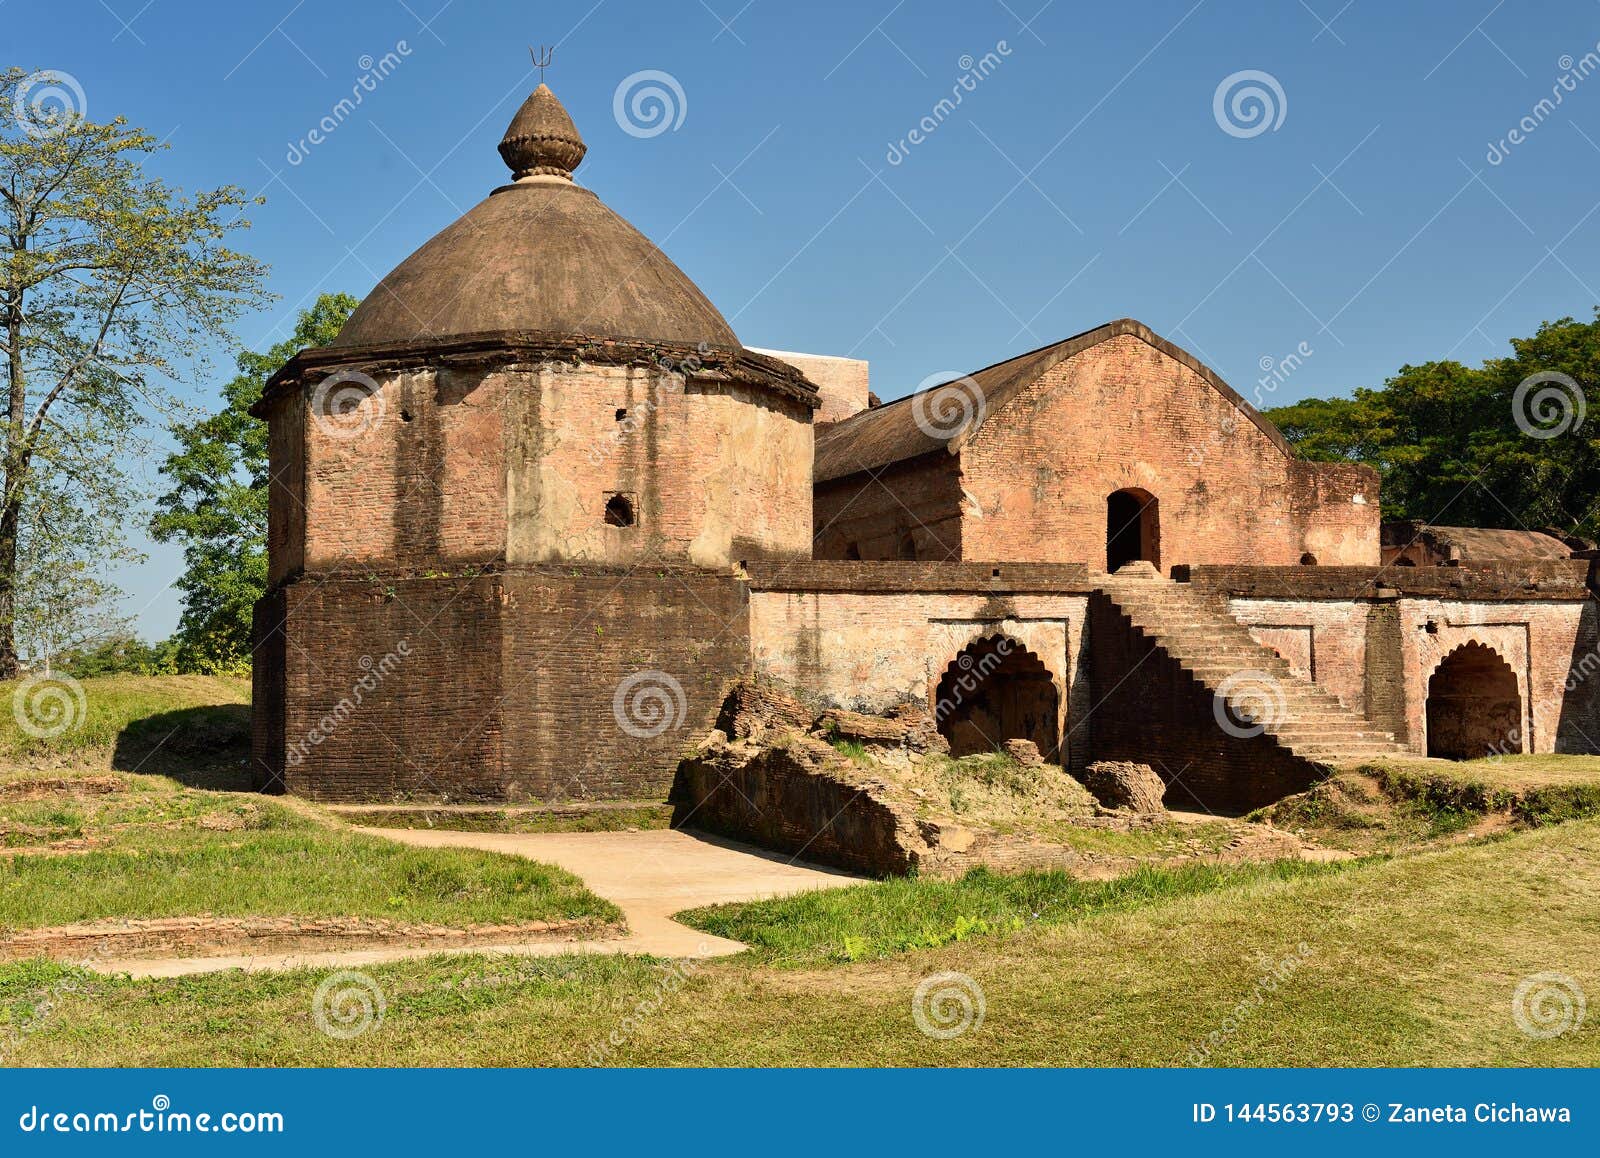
[1184,560,1590,599]
[673,736,920,876]
[250,589,287,792]
[1226,598,1369,714]
[1186,565,1599,755]
[1398,598,1600,755]
[300,367,507,572]
[1289,461,1379,565]
[812,452,964,560]
[1362,600,1408,743]
[288,360,814,576]
[265,395,306,585]
[747,563,1098,773]
[257,567,752,803]
[957,334,1379,569]
[275,573,506,802]
[498,569,751,800]
[1085,594,1323,812]
[510,364,813,568]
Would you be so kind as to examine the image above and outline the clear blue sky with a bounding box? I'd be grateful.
[15,0,1600,637]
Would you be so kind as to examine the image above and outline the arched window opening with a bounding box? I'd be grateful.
[1426,642,1522,760]
[933,635,1060,760]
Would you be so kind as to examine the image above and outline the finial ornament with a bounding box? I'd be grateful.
[529,45,553,84]
[498,67,587,182]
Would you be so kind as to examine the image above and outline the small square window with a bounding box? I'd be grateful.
[604,493,637,527]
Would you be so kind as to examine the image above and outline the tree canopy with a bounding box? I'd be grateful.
[151,293,356,673]
[1264,311,1600,536]
[0,67,270,674]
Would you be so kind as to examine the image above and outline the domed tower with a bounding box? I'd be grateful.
[252,81,820,803]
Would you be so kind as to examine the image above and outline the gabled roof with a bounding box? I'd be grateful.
[813,318,1290,484]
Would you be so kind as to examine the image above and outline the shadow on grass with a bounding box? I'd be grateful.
[111,704,254,791]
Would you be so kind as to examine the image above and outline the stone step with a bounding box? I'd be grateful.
[1095,575,1398,764]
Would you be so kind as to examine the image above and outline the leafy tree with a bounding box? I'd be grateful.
[151,293,356,672]
[60,634,171,678]
[0,68,270,676]
[1265,311,1600,535]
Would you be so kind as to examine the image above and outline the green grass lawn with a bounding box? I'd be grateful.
[0,771,620,932]
[6,817,1597,1066]
[678,860,1337,966]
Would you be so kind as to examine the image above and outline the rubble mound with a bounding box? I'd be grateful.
[716,682,814,742]
[1083,761,1168,815]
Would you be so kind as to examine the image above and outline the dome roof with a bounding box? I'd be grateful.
[331,84,740,351]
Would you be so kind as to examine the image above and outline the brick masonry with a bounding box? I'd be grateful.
[258,567,750,803]
[254,322,1600,812]
[815,332,1379,568]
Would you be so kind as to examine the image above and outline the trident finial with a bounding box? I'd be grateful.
[530,45,553,84]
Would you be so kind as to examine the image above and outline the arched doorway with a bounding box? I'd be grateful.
[1106,488,1159,572]
[1426,642,1522,759]
[933,635,1060,759]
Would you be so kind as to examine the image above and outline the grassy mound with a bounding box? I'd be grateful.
[1260,754,1600,851]
[0,675,251,788]
[830,744,1099,825]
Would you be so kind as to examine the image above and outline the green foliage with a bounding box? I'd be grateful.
[1264,311,1600,533]
[0,68,272,674]
[829,738,871,762]
[58,635,175,678]
[150,294,356,673]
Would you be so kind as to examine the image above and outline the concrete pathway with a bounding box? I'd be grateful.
[95,828,861,979]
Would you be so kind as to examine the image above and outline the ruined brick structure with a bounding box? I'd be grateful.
[252,81,1600,815]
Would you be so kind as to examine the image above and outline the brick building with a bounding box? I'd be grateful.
[253,82,1600,814]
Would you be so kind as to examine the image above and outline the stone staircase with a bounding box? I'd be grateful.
[1093,563,1404,764]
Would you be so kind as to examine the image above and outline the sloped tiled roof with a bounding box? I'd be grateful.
[814,318,1290,483]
